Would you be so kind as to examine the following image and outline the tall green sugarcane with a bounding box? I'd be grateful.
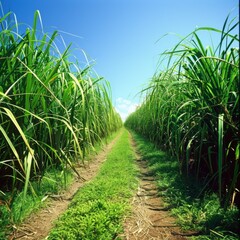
[125,14,239,208]
[0,10,122,198]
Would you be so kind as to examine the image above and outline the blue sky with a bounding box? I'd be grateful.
[1,0,239,120]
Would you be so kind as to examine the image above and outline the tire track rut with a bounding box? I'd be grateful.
[121,134,188,240]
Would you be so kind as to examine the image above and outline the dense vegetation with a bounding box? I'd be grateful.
[125,15,239,209]
[0,9,122,234]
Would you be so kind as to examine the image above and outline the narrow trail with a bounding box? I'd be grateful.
[10,130,191,240]
[10,131,123,240]
[121,134,187,240]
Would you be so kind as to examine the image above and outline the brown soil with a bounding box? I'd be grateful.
[9,131,122,240]
[9,130,195,240]
[120,136,194,240]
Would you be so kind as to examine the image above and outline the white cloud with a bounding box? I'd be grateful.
[115,97,138,122]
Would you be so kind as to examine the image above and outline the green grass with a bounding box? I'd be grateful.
[130,131,240,240]
[47,128,138,240]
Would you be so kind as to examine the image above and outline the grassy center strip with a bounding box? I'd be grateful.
[47,128,138,240]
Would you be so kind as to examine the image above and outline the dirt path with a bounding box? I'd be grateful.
[9,131,123,240]
[121,135,188,240]
[10,130,194,240]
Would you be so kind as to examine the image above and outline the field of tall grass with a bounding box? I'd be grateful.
[0,10,122,204]
[125,14,239,209]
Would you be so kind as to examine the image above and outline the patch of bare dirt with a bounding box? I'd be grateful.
[121,136,193,240]
[9,131,123,240]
